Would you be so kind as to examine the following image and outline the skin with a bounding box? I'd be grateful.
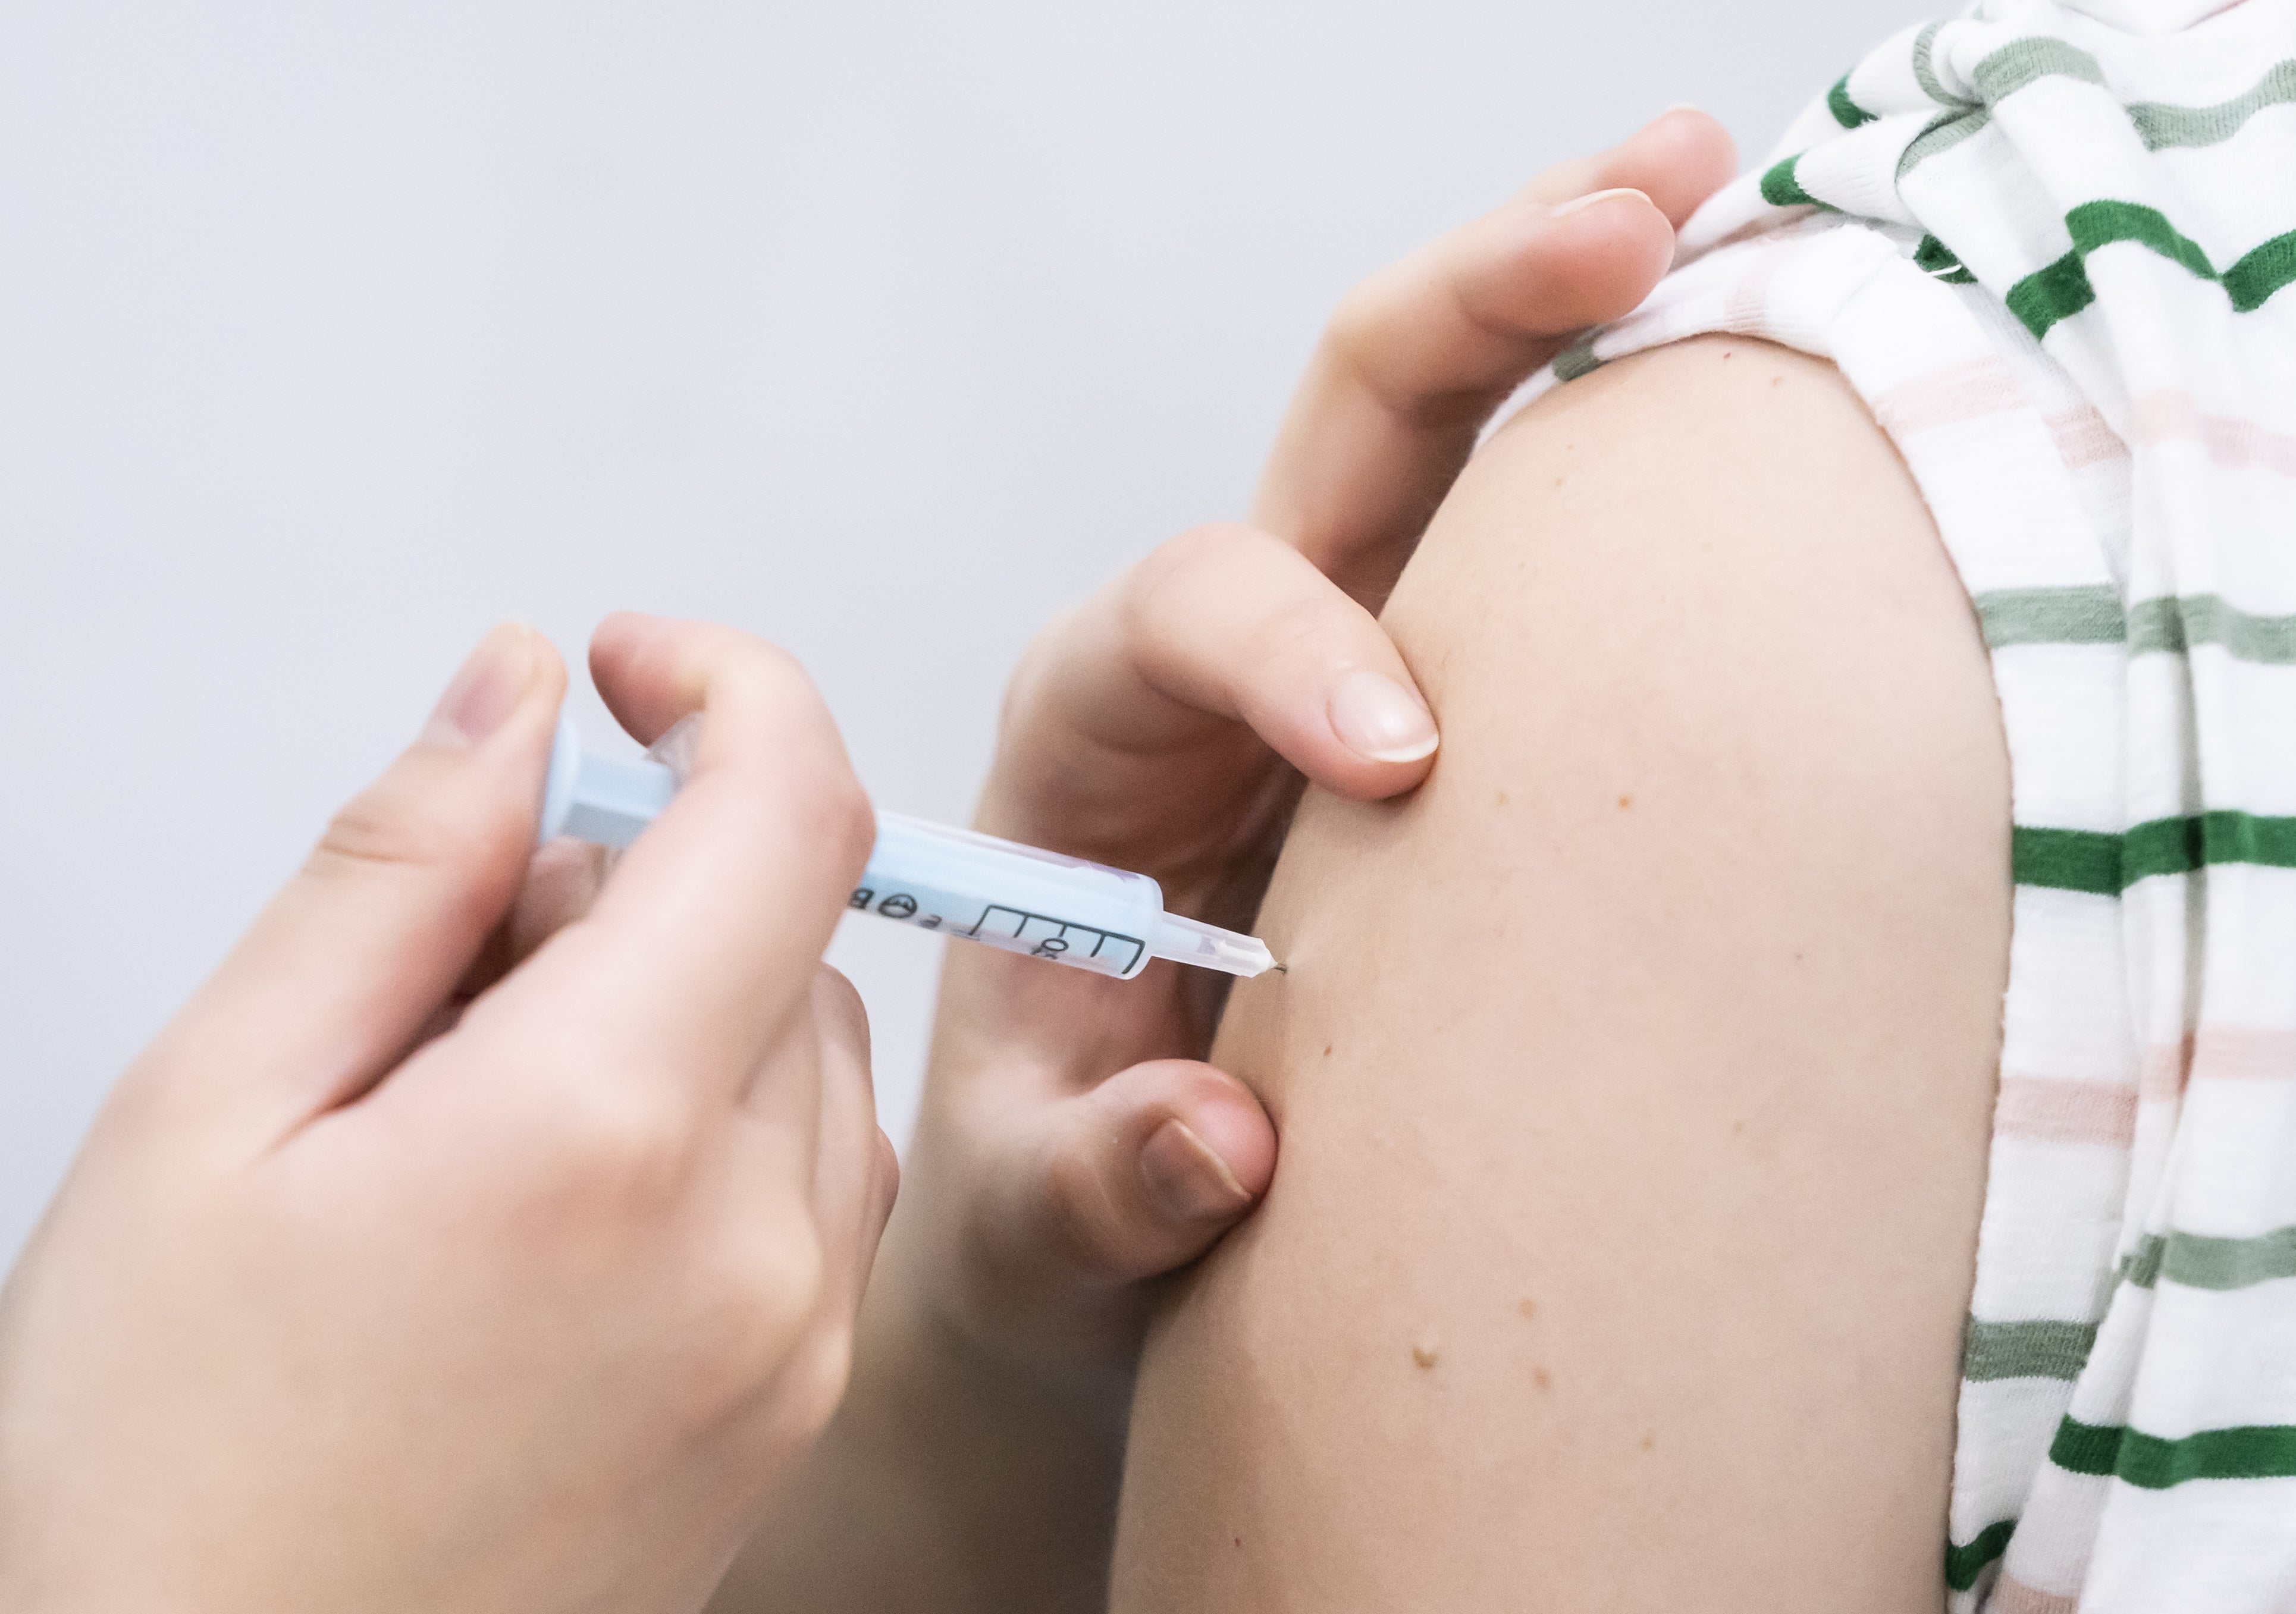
[717,109,1742,1614]
[0,617,899,1614]
[1111,337,2012,1610]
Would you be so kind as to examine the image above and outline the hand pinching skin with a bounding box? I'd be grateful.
[718,107,1738,1614]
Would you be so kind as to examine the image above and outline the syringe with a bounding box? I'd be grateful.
[538,713,1277,981]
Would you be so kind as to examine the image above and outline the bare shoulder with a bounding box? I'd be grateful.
[1112,336,2010,1611]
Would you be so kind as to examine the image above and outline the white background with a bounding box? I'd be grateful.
[0,0,1923,1266]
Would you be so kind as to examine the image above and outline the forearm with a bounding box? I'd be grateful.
[711,1125,1130,1614]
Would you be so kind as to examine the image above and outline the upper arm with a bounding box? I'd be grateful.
[1110,336,2009,1611]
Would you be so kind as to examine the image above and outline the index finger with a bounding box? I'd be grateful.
[483,614,875,1096]
[1252,107,1736,605]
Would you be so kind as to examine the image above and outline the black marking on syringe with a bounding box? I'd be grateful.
[966,904,1145,974]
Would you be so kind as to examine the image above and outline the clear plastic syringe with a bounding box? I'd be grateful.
[538,712,1276,981]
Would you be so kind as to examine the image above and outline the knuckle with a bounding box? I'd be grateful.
[761,1224,831,1331]
[780,753,876,877]
[874,1131,902,1218]
[1325,273,1404,378]
[824,772,877,875]
[785,1323,858,1434]
[532,1075,696,1203]
[1326,274,1379,344]
[739,646,826,722]
[1122,525,1261,648]
[811,967,872,1062]
[678,1220,830,1421]
[1259,589,1359,671]
[310,786,444,879]
[1214,585,1354,706]
[727,1210,830,1337]
[716,636,820,724]
[307,768,526,889]
[1325,260,1492,428]
[1137,523,1252,599]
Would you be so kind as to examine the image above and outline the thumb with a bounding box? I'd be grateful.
[1030,1059,1278,1286]
[131,624,567,1140]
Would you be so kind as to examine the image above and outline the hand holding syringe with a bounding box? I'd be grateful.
[542,711,1278,981]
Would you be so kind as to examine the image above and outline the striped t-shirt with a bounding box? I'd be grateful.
[1517,2,2296,1607]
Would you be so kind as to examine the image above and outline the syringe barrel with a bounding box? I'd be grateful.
[540,714,1174,981]
[854,814,1165,979]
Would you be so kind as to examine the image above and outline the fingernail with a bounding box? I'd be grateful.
[1663,101,1705,115]
[1328,668,1439,764]
[1140,1119,1253,1224]
[422,624,538,748]
[1549,186,1652,221]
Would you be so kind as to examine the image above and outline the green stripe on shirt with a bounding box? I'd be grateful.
[1976,585,2125,648]
[1901,53,2296,181]
[2013,827,2124,896]
[1759,155,1826,209]
[1974,588,2296,664]
[2053,1417,2296,1489]
[1964,1317,2100,1381]
[1828,73,1875,128]
[2070,200,2218,282]
[1914,233,1977,284]
[1899,109,1991,177]
[2122,1226,2296,1291]
[2008,250,2100,340]
[2131,595,2296,661]
[2125,812,2296,884]
[2009,204,2296,338]
[1911,22,1950,105]
[2132,59,2296,150]
[1947,1518,2016,1590]
[1551,337,1604,382]
[2013,814,2296,894]
[1972,37,2105,102]
[2226,230,2296,314]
